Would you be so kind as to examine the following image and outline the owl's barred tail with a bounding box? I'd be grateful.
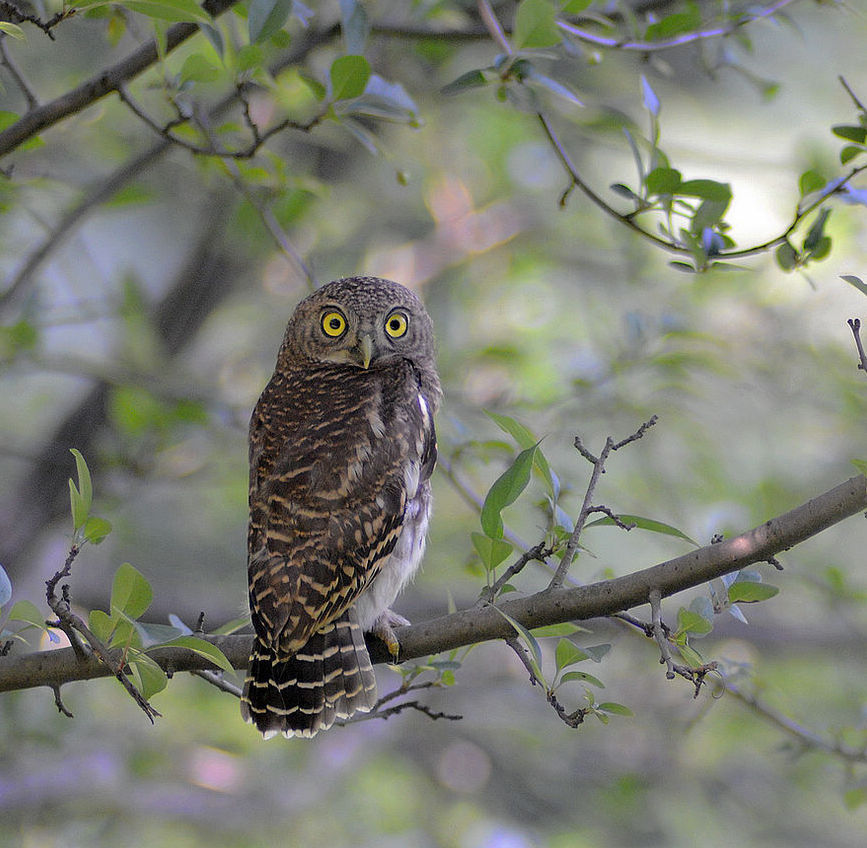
[240,611,377,738]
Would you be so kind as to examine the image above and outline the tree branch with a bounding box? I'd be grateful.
[0,0,242,160]
[2,475,864,695]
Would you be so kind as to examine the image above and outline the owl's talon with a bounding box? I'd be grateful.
[371,609,410,659]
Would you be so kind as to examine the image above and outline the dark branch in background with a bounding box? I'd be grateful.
[0,200,241,576]
[0,0,243,159]
[3,475,864,691]
[848,319,867,373]
[0,36,38,108]
[0,0,70,39]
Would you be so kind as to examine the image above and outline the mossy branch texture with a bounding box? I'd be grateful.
[2,475,864,696]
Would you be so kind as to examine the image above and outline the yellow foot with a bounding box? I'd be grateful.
[371,609,410,660]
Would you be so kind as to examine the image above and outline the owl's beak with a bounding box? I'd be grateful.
[356,333,374,369]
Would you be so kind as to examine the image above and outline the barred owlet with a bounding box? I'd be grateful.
[240,276,441,738]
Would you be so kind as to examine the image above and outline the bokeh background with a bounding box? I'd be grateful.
[1,1,867,846]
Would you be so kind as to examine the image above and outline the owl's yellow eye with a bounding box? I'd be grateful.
[321,311,347,338]
[385,312,408,338]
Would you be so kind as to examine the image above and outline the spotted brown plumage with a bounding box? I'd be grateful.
[240,276,440,738]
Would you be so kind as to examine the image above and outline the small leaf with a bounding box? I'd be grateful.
[0,564,11,607]
[111,563,153,619]
[584,514,697,546]
[485,411,556,497]
[832,124,867,144]
[677,179,732,203]
[798,169,825,197]
[441,69,492,97]
[480,444,539,539]
[803,207,831,252]
[597,702,633,716]
[555,638,589,670]
[727,581,779,603]
[492,607,546,685]
[514,0,561,49]
[155,636,235,673]
[841,276,867,297]
[584,643,611,663]
[7,600,44,628]
[640,74,660,117]
[127,651,169,700]
[852,459,867,476]
[677,642,704,667]
[471,532,513,571]
[559,670,604,688]
[69,449,93,528]
[179,53,221,84]
[840,145,864,165]
[88,609,115,643]
[645,166,681,195]
[83,516,112,545]
[0,22,26,40]
[776,241,798,271]
[530,622,586,638]
[248,0,293,43]
[676,606,713,636]
[330,55,371,101]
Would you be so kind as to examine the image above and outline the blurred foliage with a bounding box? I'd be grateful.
[1,0,867,846]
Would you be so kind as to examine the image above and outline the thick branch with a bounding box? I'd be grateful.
[0,0,241,160]
[2,475,864,695]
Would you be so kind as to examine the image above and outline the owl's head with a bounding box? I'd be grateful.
[279,276,436,371]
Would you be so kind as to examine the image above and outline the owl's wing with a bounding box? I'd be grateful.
[247,366,436,655]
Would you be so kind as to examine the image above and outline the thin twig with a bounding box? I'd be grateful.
[726,681,867,764]
[190,669,242,697]
[477,0,512,55]
[481,543,555,605]
[848,318,867,374]
[549,416,658,589]
[0,0,70,39]
[558,0,798,53]
[0,37,38,108]
[51,684,74,717]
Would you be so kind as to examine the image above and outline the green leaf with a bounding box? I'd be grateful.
[676,606,713,636]
[776,241,798,271]
[803,207,831,252]
[83,516,112,545]
[155,635,235,673]
[480,444,539,539]
[514,0,561,49]
[471,532,513,571]
[492,606,546,685]
[727,581,779,604]
[841,276,867,297]
[531,622,586,638]
[677,642,704,667]
[584,643,611,663]
[832,124,867,144]
[211,615,250,635]
[441,69,492,97]
[559,670,604,688]
[110,563,153,619]
[69,449,93,525]
[179,53,221,84]
[677,179,732,203]
[840,145,864,165]
[73,0,212,24]
[562,0,591,12]
[330,55,371,101]
[798,169,825,197]
[645,167,681,195]
[88,609,115,643]
[485,411,556,497]
[584,513,697,546]
[644,6,701,40]
[127,651,169,699]
[852,459,867,476]
[843,786,867,811]
[0,22,26,40]
[7,600,45,628]
[597,702,633,716]
[555,638,589,670]
[248,0,293,44]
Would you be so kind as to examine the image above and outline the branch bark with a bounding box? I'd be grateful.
[2,475,864,696]
[0,0,242,160]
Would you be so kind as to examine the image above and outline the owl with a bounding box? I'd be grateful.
[240,276,441,738]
